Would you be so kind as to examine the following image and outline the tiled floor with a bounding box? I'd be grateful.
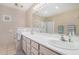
[0,44,25,55]
[0,48,16,55]
[0,47,25,55]
[0,43,16,55]
[0,38,25,55]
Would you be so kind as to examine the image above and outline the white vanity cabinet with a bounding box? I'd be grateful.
[22,35,60,55]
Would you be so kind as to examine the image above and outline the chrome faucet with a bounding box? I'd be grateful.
[60,34,66,42]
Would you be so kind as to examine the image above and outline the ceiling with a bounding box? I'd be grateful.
[33,3,79,17]
[0,3,33,11]
[0,3,79,17]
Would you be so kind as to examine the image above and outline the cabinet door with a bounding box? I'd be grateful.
[27,44,31,55]
[31,40,38,50]
[31,40,39,55]
[26,38,31,55]
[22,36,27,54]
[31,47,38,55]
[40,45,58,55]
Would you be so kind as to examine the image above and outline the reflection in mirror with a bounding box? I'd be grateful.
[58,25,64,34]
[40,20,55,33]
[67,25,76,35]
[32,3,79,36]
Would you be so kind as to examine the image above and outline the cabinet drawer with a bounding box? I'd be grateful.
[31,47,38,55]
[40,45,58,55]
[31,41,38,50]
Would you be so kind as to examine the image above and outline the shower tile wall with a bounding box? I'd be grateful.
[0,5,26,54]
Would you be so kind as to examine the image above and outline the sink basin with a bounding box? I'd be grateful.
[49,40,79,50]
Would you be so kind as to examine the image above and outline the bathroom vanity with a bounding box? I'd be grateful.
[22,35,61,55]
[16,28,79,55]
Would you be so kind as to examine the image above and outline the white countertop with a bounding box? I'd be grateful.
[17,28,79,55]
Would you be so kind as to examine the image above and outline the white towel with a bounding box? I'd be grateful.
[17,33,22,40]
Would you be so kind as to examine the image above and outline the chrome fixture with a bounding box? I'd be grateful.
[60,34,66,42]
[68,35,72,42]
[14,3,23,8]
[68,32,72,42]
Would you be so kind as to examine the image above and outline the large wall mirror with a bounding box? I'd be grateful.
[32,3,79,35]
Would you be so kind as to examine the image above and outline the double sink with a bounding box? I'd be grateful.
[31,32,79,50]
